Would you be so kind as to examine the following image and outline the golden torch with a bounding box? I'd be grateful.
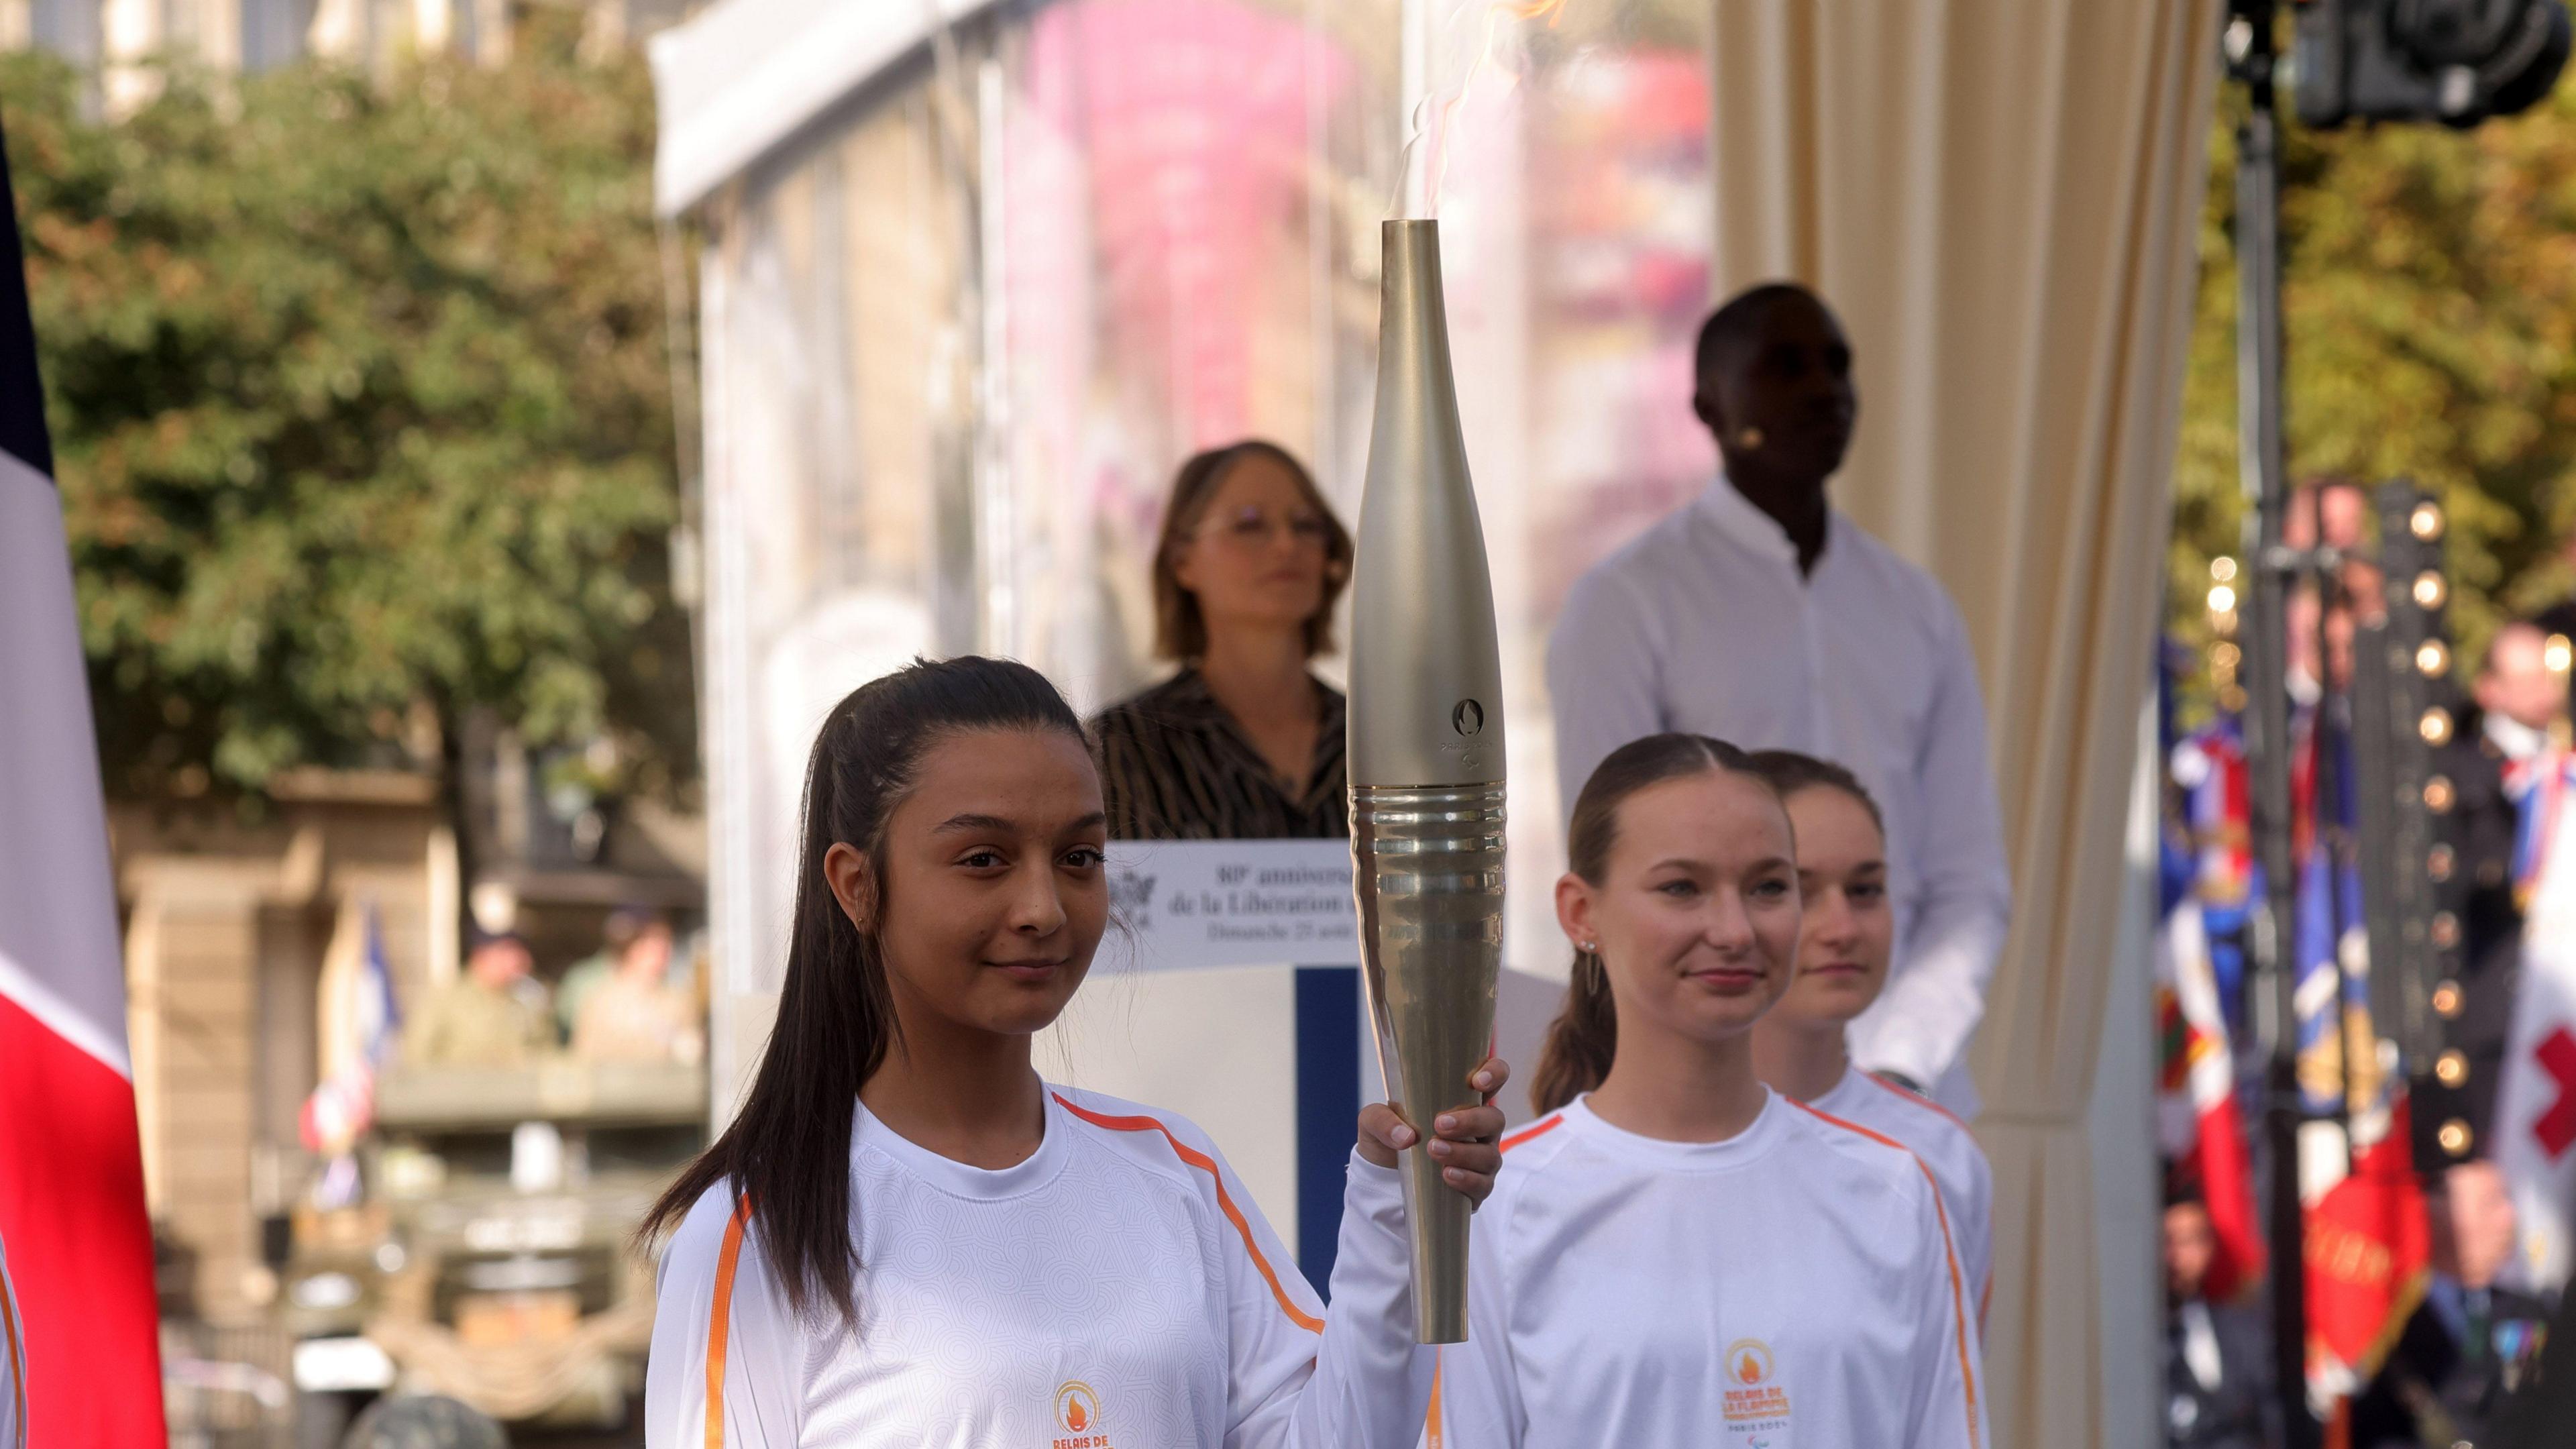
[1346,218,1506,1344]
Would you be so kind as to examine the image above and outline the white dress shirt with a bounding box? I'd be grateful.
[2486,709,2548,763]
[1546,478,2013,1100]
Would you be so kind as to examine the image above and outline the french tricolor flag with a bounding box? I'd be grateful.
[0,114,169,1443]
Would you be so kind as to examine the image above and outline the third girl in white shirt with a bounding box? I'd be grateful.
[1434,732,1984,1448]
[1746,748,1996,1331]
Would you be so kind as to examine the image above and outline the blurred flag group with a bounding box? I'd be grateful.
[2163,707,2433,1413]
[2290,725,2430,1407]
[2494,746,2576,1294]
[301,904,401,1209]
[0,117,168,1444]
[2162,724,2265,1302]
[2156,895,2265,1301]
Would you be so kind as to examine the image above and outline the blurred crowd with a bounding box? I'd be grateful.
[2157,478,2574,1448]
[403,907,706,1071]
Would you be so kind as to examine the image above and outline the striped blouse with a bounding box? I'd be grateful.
[1089,667,1348,840]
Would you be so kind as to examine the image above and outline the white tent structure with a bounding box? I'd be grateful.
[653,0,1711,1236]
[652,3,2218,1444]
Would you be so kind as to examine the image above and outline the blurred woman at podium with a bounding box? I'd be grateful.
[1093,440,1354,839]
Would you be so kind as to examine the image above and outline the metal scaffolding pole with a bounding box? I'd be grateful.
[2225,4,2320,1444]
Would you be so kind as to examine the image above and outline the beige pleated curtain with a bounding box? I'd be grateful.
[1707,3,2222,1445]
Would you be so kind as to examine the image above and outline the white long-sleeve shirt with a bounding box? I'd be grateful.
[647,1084,1432,1449]
[1430,1091,1985,1449]
[1809,1067,1996,1332]
[1546,480,2013,1101]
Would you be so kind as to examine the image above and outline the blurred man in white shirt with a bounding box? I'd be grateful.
[1547,284,2011,1110]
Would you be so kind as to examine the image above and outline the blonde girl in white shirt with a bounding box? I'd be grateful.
[640,655,1509,1449]
[1745,749,1996,1332]
[1434,732,1983,1449]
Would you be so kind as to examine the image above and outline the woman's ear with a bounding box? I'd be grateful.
[1554,872,1597,957]
[824,841,876,932]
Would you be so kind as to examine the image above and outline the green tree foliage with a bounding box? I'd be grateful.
[2174,80,2576,715]
[0,27,692,801]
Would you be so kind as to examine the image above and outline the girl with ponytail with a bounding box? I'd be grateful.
[1435,733,1985,1449]
[1744,749,1996,1332]
[637,656,1507,1449]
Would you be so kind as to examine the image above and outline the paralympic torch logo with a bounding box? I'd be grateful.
[1054,1380,1102,1434]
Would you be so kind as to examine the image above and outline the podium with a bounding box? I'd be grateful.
[1070,839,1364,1292]
[1043,840,1562,1297]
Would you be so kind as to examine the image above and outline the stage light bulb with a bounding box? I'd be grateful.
[2212,642,2243,669]
[2412,572,2447,609]
[2211,557,2239,583]
[2219,684,2249,713]
[2426,776,2456,812]
[2439,1119,2473,1157]
[2432,912,2461,949]
[2436,1051,2469,1087]
[2416,640,2450,677]
[2434,979,2463,1017]
[2420,707,2454,745]
[2549,635,2574,676]
[2409,501,2444,542]
[2208,584,2238,615]
[2429,843,2455,881]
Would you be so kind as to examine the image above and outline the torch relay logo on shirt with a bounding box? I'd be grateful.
[1722,1337,1793,1434]
[1051,1380,1111,1448]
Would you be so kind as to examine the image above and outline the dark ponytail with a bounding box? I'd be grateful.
[1529,733,1777,1115]
[638,655,1085,1323]
[1531,948,1620,1117]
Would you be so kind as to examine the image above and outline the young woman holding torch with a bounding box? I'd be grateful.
[639,657,1507,1448]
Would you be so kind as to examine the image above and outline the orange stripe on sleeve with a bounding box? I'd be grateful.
[704,1195,751,1449]
[1053,1093,1326,1334]
[1855,1075,1992,1337]
[1862,1070,1975,1132]
[1499,1114,1563,1152]
[1793,1102,1980,1449]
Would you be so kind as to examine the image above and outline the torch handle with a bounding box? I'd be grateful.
[1350,782,1505,1344]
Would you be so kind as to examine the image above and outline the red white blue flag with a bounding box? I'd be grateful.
[0,111,169,1446]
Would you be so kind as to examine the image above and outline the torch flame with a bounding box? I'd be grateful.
[1401,0,1572,217]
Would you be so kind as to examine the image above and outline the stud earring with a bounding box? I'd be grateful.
[1735,425,1765,450]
